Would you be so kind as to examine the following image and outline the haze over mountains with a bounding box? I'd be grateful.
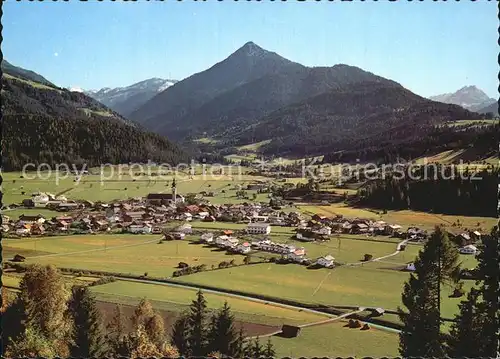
[430,86,496,113]
[85,78,178,117]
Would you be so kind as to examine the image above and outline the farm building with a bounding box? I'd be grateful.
[247,222,271,235]
[459,244,478,255]
[406,262,416,271]
[128,224,152,234]
[317,255,335,268]
[201,232,214,243]
[280,325,301,338]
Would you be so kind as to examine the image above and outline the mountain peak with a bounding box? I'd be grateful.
[234,41,267,57]
[430,85,494,111]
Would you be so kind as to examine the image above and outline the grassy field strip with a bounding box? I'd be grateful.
[91,280,328,327]
[103,278,403,333]
[345,239,408,266]
[25,237,159,259]
[117,277,336,319]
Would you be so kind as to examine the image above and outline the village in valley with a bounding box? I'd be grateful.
[3,165,486,270]
[2,1,498,357]
[3,159,495,358]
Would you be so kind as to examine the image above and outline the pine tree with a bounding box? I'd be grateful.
[474,226,500,357]
[244,337,264,358]
[207,302,240,356]
[398,226,457,358]
[448,227,500,357]
[232,327,246,359]
[447,288,483,357]
[68,286,108,358]
[263,339,276,358]
[170,312,191,356]
[187,289,209,356]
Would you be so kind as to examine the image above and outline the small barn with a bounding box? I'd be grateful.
[280,324,301,338]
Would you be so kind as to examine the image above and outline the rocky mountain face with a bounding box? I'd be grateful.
[85,78,178,117]
[430,85,495,112]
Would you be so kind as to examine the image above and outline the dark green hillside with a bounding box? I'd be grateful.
[1,64,187,170]
[2,59,54,87]
[230,82,481,158]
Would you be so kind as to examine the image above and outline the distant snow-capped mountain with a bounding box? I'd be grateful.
[430,85,495,112]
[85,78,178,117]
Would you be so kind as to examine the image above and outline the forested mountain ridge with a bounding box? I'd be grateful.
[2,63,187,170]
[172,64,400,140]
[1,59,54,87]
[2,73,133,126]
[226,81,482,157]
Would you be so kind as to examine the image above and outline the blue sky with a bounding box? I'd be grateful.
[3,0,498,98]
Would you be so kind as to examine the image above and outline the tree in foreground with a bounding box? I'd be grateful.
[207,301,242,357]
[18,264,72,357]
[6,327,56,358]
[68,286,108,357]
[125,324,179,359]
[398,226,459,358]
[106,304,127,356]
[186,289,209,356]
[447,288,483,357]
[171,313,191,356]
[447,226,499,357]
[263,338,276,358]
[244,337,266,358]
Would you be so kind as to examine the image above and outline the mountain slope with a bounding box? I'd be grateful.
[85,78,178,117]
[169,64,400,140]
[230,81,481,157]
[130,42,305,132]
[477,101,498,115]
[2,64,186,170]
[131,42,400,141]
[430,86,495,112]
[2,59,54,87]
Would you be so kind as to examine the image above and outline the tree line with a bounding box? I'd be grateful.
[399,226,499,357]
[1,264,275,358]
[357,167,498,217]
[3,114,188,170]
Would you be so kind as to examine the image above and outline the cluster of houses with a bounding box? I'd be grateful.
[293,214,428,242]
[1,213,112,236]
[12,191,88,212]
[197,231,338,268]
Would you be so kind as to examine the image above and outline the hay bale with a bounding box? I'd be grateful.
[348,319,362,328]
[351,319,362,328]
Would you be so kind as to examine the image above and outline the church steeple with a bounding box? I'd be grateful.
[171,177,177,203]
